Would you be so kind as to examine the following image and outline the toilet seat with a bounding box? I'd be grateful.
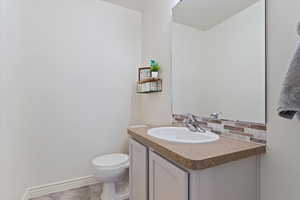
[92,153,129,169]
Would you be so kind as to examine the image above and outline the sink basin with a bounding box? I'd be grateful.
[147,127,220,144]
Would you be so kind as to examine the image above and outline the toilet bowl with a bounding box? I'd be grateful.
[92,153,129,200]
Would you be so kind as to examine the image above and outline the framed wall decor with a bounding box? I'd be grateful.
[138,67,151,81]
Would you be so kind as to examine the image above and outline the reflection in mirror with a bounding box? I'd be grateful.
[172,0,265,123]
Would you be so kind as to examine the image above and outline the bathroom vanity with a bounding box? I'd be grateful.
[128,126,266,200]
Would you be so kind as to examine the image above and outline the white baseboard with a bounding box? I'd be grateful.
[22,175,129,200]
[23,175,99,200]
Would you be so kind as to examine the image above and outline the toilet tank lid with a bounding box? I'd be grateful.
[92,153,129,168]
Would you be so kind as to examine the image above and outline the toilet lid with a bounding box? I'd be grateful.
[92,153,129,168]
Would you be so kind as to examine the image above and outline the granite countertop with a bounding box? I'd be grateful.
[128,126,266,170]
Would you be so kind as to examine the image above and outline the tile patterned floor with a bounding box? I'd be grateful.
[31,171,129,200]
[31,184,102,200]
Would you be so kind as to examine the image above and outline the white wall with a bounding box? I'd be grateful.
[261,0,300,199]
[172,23,217,116]
[210,1,265,123]
[172,1,265,123]
[141,0,300,199]
[1,0,141,199]
[1,0,32,199]
[137,0,179,125]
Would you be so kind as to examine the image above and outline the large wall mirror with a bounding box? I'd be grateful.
[172,0,266,123]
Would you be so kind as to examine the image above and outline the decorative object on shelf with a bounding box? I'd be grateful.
[138,67,152,81]
[150,60,160,78]
[137,78,162,93]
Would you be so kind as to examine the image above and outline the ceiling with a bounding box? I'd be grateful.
[173,0,261,30]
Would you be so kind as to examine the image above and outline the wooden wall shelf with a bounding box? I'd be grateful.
[138,78,161,84]
[137,78,162,93]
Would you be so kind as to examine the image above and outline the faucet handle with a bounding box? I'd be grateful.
[210,112,222,119]
[192,114,203,122]
[184,113,203,122]
[183,113,197,124]
[184,113,194,120]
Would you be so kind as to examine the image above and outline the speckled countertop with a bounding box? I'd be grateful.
[128,126,266,170]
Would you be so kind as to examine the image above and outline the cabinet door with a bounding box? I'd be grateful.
[129,139,148,200]
[149,151,189,200]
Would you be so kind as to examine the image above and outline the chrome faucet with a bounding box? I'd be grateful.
[210,112,222,120]
[183,113,206,133]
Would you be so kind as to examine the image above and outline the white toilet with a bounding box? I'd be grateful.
[92,153,129,200]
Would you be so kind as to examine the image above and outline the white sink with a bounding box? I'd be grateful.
[147,127,220,144]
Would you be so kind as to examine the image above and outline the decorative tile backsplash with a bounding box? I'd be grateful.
[173,114,267,144]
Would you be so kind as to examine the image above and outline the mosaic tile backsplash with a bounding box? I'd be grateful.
[173,114,267,144]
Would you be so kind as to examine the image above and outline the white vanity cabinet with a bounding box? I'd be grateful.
[129,139,148,200]
[149,151,188,200]
[129,138,188,200]
[129,138,259,200]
